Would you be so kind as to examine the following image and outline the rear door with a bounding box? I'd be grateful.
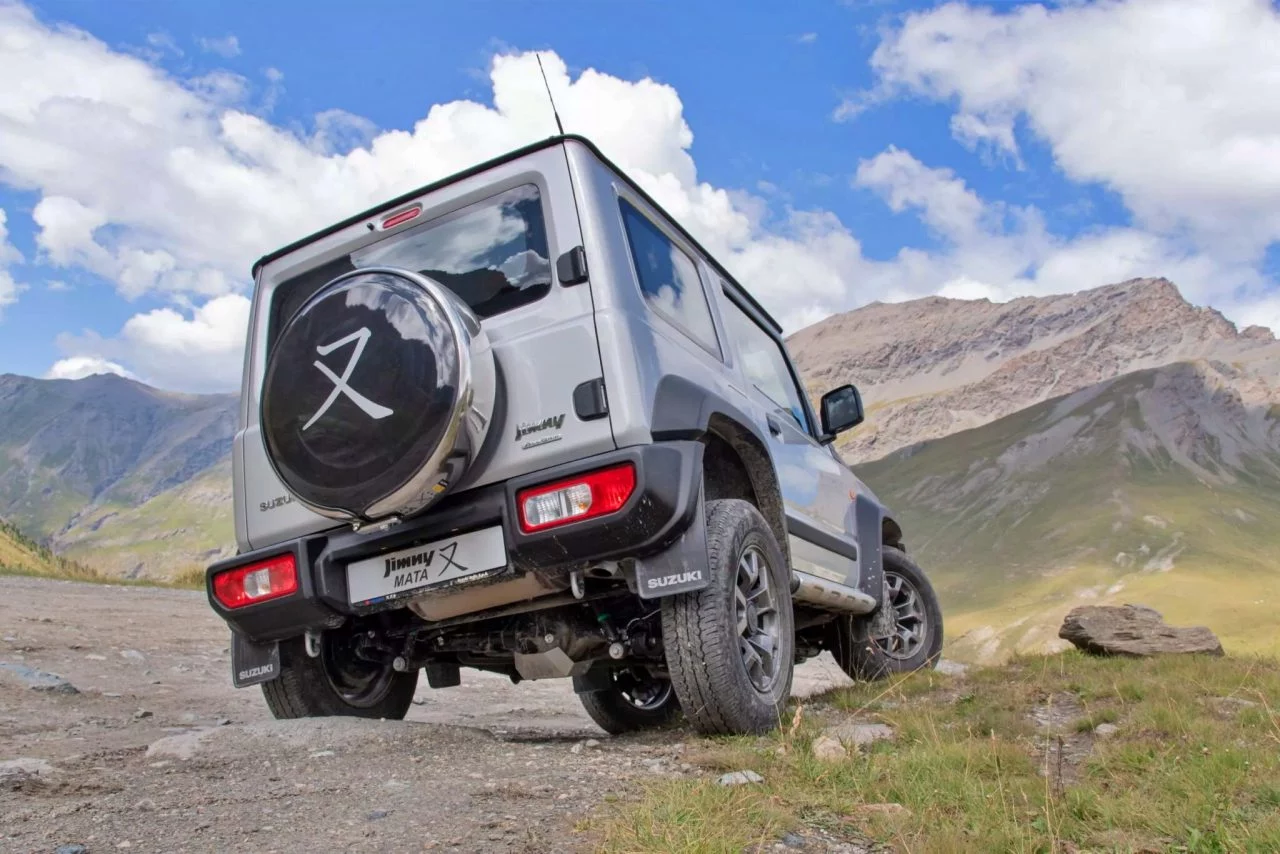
[238,144,612,551]
[718,292,861,587]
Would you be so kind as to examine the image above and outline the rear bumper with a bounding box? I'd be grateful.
[206,441,705,642]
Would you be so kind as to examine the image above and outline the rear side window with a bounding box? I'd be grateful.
[270,185,552,344]
[619,199,719,354]
[722,296,812,434]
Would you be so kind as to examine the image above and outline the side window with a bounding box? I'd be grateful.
[619,199,720,354]
[722,295,812,434]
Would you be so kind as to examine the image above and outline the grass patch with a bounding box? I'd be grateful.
[589,653,1280,853]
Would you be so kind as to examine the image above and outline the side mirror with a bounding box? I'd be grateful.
[820,384,864,441]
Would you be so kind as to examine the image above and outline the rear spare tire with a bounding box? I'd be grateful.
[260,267,494,521]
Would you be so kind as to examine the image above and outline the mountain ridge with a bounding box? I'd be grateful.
[789,277,1277,462]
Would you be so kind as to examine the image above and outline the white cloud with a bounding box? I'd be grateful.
[863,0,1280,262]
[197,34,241,58]
[5,0,1278,388]
[855,146,985,241]
[145,31,182,58]
[0,207,23,317]
[55,294,250,392]
[46,355,137,381]
[796,33,818,45]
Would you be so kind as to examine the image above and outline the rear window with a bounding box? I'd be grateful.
[269,184,552,343]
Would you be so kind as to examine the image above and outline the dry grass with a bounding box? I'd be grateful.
[590,652,1280,853]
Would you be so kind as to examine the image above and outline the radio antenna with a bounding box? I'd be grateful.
[535,53,566,136]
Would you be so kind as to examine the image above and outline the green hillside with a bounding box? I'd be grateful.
[856,361,1280,660]
[0,516,102,581]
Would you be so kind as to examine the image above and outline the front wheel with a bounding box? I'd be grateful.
[261,632,418,720]
[661,498,795,735]
[578,668,680,735]
[830,547,943,681]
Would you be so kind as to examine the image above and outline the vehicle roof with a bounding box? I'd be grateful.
[250,134,782,335]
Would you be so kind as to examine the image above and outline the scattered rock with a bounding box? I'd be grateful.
[120,649,146,660]
[133,709,153,720]
[1213,697,1259,714]
[0,757,55,782]
[1094,723,1119,738]
[145,729,215,761]
[811,735,848,762]
[821,722,895,751]
[935,659,969,677]
[215,717,231,726]
[54,846,88,854]
[367,809,389,821]
[847,803,911,818]
[134,798,157,811]
[780,831,809,848]
[0,661,79,694]
[716,770,763,786]
[85,653,106,661]
[310,750,335,758]
[1059,605,1223,656]
[583,738,600,749]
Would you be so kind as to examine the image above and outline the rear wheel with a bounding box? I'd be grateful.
[578,668,680,735]
[262,632,418,720]
[661,498,794,735]
[830,547,943,681]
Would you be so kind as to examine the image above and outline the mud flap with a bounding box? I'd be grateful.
[634,488,710,600]
[231,633,280,688]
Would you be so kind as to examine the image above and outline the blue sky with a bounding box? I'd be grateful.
[1,0,1278,391]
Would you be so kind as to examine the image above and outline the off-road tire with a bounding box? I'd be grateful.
[831,547,943,681]
[262,636,418,720]
[578,677,680,735]
[661,498,794,735]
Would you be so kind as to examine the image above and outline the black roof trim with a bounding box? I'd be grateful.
[250,133,782,334]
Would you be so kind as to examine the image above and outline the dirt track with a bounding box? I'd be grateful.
[0,576,852,853]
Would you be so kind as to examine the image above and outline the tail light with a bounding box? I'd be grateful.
[517,463,636,533]
[211,554,298,609]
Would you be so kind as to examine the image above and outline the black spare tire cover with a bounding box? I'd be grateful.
[260,268,492,521]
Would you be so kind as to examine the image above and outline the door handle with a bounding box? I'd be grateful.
[766,415,783,437]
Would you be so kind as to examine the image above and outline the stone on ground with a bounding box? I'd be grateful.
[1059,604,1223,656]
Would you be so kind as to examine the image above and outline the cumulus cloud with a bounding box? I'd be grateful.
[46,355,137,381]
[0,208,23,317]
[55,294,251,392]
[862,0,1280,262]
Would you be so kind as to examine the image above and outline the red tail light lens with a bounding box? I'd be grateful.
[380,205,421,230]
[212,554,298,609]
[517,463,637,533]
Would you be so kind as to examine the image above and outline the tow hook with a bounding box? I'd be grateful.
[304,630,321,659]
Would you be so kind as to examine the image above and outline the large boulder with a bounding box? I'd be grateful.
[1059,604,1223,656]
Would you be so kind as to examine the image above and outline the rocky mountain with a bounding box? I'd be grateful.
[855,357,1280,660]
[0,373,236,578]
[789,278,1277,462]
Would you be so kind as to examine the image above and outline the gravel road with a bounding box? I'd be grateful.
[0,576,853,853]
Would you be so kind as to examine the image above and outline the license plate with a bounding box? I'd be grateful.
[346,526,507,605]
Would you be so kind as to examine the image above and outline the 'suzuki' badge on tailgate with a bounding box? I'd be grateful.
[345,526,508,605]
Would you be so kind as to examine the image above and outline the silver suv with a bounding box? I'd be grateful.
[206,135,943,735]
